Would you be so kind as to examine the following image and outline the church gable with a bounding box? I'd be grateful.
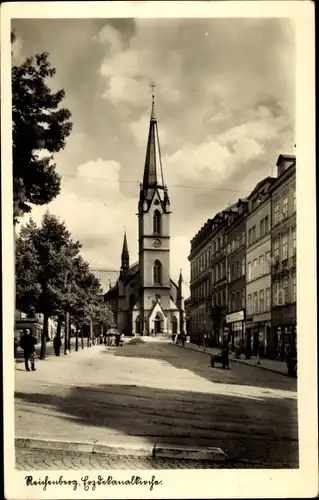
[148,298,167,319]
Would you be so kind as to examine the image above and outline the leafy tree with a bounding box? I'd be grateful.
[70,260,104,350]
[16,212,82,359]
[15,220,41,316]
[12,36,72,223]
[93,300,115,334]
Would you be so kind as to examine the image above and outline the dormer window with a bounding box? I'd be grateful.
[153,210,161,235]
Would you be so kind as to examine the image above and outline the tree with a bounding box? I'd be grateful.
[16,212,82,359]
[92,300,115,336]
[70,261,104,350]
[12,36,72,223]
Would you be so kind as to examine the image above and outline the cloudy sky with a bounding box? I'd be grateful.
[12,17,295,295]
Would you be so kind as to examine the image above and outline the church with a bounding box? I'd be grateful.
[104,96,185,336]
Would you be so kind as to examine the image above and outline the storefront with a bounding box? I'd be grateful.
[272,305,296,361]
[226,310,245,350]
[245,315,271,357]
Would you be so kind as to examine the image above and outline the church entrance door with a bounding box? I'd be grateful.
[135,316,140,335]
[154,313,162,334]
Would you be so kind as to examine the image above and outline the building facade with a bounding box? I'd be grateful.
[245,177,275,357]
[104,98,184,336]
[270,154,296,360]
[211,210,233,346]
[188,219,212,344]
[225,199,248,350]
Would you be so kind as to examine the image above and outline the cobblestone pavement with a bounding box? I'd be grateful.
[15,340,298,468]
[15,448,296,470]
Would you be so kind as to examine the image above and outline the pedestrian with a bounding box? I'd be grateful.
[53,334,62,356]
[259,341,265,360]
[20,329,37,371]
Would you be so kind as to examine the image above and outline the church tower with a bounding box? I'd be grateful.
[138,91,171,335]
[118,230,130,333]
[120,230,129,276]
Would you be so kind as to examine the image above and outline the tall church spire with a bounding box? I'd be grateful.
[142,85,164,189]
[120,230,129,274]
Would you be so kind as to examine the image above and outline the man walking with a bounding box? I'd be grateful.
[20,329,37,371]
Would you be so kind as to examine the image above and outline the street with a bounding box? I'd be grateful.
[15,338,298,468]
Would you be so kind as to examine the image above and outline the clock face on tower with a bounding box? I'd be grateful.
[153,239,161,248]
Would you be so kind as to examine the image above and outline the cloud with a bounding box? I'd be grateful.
[14,17,295,296]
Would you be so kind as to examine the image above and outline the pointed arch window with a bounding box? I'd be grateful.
[153,260,162,285]
[153,210,161,235]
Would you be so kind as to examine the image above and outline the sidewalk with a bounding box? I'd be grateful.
[177,342,289,376]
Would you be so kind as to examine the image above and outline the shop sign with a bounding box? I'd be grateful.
[226,310,244,323]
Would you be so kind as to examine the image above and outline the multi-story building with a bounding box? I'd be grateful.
[188,219,213,344]
[211,210,233,346]
[225,199,248,349]
[270,154,296,360]
[184,297,191,336]
[245,177,275,357]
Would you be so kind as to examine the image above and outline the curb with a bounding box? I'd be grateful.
[153,444,227,461]
[173,343,288,377]
[15,437,227,461]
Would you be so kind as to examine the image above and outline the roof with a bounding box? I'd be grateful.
[276,154,296,166]
[142,98,164,189]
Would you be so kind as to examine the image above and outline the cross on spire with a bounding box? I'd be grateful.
[150,82,156,120]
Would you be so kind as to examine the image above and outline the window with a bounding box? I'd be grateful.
[283,277,288,303]
[274,239,280,260]
[292,227,296,255]
[266,288,271,311]
[260,219,265,237]
[216,265,219,282]
[264,216,269,234]
[153,260,162,284]
[248,228,252,246]
[236,261,240,278]
[292,272,296,302]
[282,196,288,219]
[266,251,271,272]
[247,294,252,315]
[253,258,258,279]
[212,241,216,255]
[153,210,161,234]
[231,263,235,281]
[248,262,252,282]
[228,295,231,311]
[293,189,296,212]
[253,292,258,314]
[212,267,215,284]
[241,258,245,276]
[223,290,226,307]
[259,290,264,313]
[242,231,245,245]
[274,202,280,225]
[252,226,256,243]
[232,293,235,311]
[273,281,279,307]
[259,255,264,276]
[236,291,240,310]
[227,243,231,254]
[282,233,288,260]
[227,266,230,282]
[241,289,245,308]
[218,292,222,306]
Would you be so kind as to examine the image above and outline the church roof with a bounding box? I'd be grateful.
[121,231,129,258]
[142,94,164,189]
